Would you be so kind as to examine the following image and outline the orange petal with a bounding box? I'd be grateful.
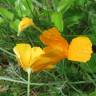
[43,46,67,60]
[68,36,93,62]
[32,45,68,72]
[39,27,67,46]
[31,56,56,72]
[39,27,69,57]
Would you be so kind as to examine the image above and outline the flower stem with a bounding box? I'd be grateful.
[33,25,42,33]
[27,69,31,96]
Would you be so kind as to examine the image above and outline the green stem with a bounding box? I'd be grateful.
[27,69,31,96]
[33,25,42,33]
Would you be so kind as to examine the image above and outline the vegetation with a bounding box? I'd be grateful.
[0,0,96,96]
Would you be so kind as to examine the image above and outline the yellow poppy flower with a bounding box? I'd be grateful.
[68,36,93,62]
[18,17,34,33]
[13,43,61,72]
[13,44,44,72]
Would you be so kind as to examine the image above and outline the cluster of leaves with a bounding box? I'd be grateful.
[0,0,96,96]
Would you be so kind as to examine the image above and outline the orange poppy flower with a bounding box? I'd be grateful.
[18,17,34,33]
[39,27,69,59]
[13,43,60,72]
[40,27,93,63]
[68,36,93,62]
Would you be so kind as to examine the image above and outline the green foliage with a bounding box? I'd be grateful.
[57,0,75,12]
[0,7,14,20]
[15,0,33,17]
[51,12,64,32]
[0,17,4,24]
[10,19,20,32]
[80,54,96,73]
[89,91,96,96]
[0,0,96,96]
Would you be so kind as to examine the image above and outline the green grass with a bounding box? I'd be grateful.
[0,0,96,96]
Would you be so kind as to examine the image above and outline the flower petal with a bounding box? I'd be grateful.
[68,36,93,62]
[31,46,67,72]
[13,44,32,70]
[30,47,45,64]
[18,17,34,33]
[31,56,55,72]
[39,27,69,58]
[40,27,67,46]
